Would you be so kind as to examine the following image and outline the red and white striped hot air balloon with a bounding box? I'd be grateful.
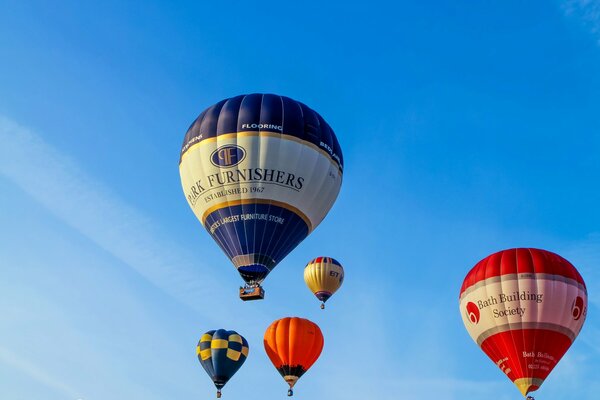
[459,248,587,398]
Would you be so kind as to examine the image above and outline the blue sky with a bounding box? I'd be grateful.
[1,0,600,399]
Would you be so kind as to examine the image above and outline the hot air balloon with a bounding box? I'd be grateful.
[179,94,344,300]
[197,329,249,398]
[304,256,344,309]
[263,317,324,396]
[459,248,587,399]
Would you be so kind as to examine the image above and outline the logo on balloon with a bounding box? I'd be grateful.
[572,296,585,321]
[211,145,246,168]
[466,302,480,324]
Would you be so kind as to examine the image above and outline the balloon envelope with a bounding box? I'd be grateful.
[304,256,344,308]
[459,248,587,397]
[263,317,324,395]
[180,94,343,288]
[197,329,249,397]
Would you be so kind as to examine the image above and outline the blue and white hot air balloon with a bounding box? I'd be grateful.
[179,94,343,300]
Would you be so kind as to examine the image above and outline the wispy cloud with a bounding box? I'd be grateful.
[0,116,241,320]
[0,345,81,399]
[562,0,600,43]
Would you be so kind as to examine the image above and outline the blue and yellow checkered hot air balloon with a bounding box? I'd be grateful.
[197,329,249,398]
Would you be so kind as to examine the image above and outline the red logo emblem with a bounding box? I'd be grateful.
[572,296,585,321]
[466,302,480,324]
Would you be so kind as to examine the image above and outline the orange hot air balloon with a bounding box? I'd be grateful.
[263,317,324,396]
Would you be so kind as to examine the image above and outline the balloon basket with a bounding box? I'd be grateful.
[239,285,265,301]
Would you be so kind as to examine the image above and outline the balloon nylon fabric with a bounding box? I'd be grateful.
[197,329,249,390]
[264,317,324,390]
[304,256,344,302]
[459,248,587,397]
[180,94,343,285]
